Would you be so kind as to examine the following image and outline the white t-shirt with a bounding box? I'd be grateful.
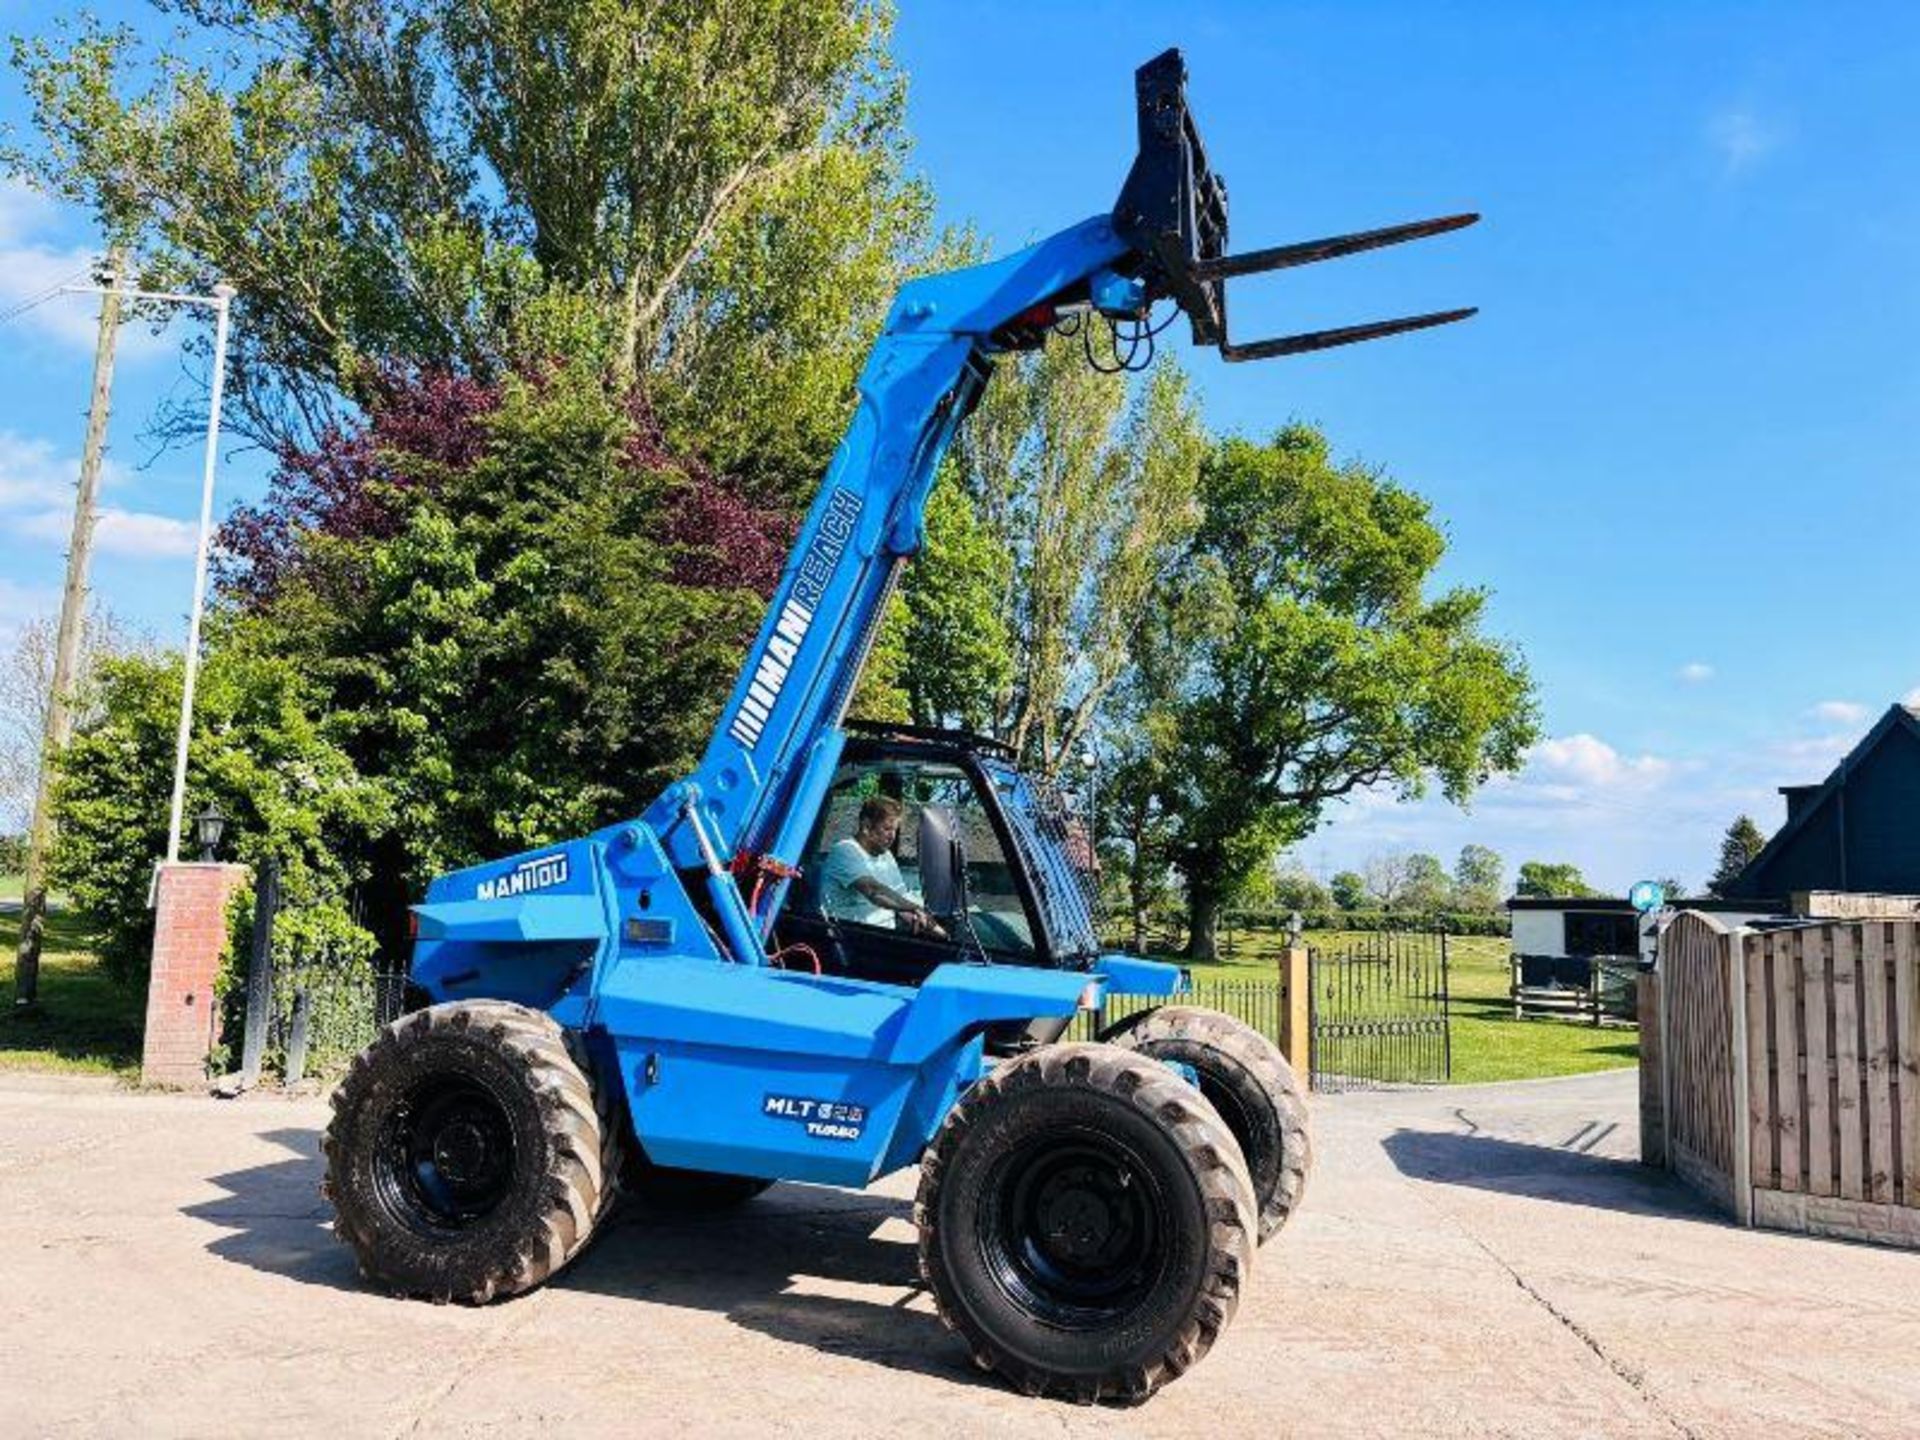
[821,838,907,928]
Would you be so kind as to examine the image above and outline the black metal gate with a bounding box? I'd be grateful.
[1309,931,1451,1091]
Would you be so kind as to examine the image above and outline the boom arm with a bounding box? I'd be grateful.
[633,49,1477,965]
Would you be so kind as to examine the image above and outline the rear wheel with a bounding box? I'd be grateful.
[916,1043,1255,1403]
[323,1001,610,1303]
[1101,1005,1312,1244]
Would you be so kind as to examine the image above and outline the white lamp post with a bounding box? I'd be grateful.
[63,278,238,862]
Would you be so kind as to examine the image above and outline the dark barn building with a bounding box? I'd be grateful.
[1723,703,1920,899]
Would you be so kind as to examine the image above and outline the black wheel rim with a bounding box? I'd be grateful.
[1193,1072,1260,1178]
[979,1127,1169,1329]
[375,1074,518,1230]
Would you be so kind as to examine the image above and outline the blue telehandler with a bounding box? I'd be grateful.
[324,49,1475,1401]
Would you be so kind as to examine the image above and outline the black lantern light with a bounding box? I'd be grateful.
[195,801,228,862]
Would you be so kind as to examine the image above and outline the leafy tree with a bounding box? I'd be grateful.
[1362,853,1413,909]
[222,359,785,956]
[1453,843,1504,911]
[1516,860,1593,899]
[1401,853,1453,912]
[1147,426,1538,959]
[1102,739,1179,953]
[1330,870,1368,912]
[1,606,150,833]
[6,0,932,483]
[1359,851,1449,911]
[1708,814,1768,895]
[49,635,388,983]
[1263,855,1331,914]
[948,341,1205,774]
[897,479,1013,731]
[1653,876,1688,901]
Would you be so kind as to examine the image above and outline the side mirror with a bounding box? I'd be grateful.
[918,805,967,917]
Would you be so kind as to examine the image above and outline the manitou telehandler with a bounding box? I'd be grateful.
[324,48,1476,1401]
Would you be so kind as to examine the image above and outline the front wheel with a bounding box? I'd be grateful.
[323,1001,611,1304]
[1101,1005,1312,1244]
[916,1043,1256,1403]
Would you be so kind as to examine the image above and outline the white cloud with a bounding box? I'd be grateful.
[96,508,198,557]
[1677,661,1714,684]
[0,178,174,358]
[1810,699,1867,726]
[0,576,56,626]
[1903,685,1920,710]
[0,176,57,247]
[16,505,198,558]
[0,430,71,509]
[0,427,199,559]
[1528,733,1672,790]
[1707,106,1786,176]
[1771,732,1855,773]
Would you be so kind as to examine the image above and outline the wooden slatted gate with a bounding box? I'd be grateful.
[1309,932,1451,1092]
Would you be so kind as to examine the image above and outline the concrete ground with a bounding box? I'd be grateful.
[2,1068,1917,1438]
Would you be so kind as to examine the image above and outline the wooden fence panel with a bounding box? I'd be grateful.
[1771,930,1804,1193]
[1862,922,1895,1205]
[1898,922,1920,1208]
[1665,915,1920,1244]
[1805,927,1835,1197]
[1663,913,1736,1204]
[1745,932,1774,1192]
[1833,923,1864,1201]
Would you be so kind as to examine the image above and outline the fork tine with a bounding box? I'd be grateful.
[1195,214,1479,282]
[1220,307,1478,362]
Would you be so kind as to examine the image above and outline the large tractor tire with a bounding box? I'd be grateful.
[916,1043,1256,1404]
[323,1000,613,1304]
[1100,1005,1312,1245]
[620,1148,775,1213]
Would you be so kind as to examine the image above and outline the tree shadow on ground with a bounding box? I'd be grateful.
[1382,1127,1726,1224]
[184,1126,989,1390]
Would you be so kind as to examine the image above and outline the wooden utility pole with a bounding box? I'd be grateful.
[12,250,123,1012]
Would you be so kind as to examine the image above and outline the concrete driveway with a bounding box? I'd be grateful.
[2,1066,1916,1438]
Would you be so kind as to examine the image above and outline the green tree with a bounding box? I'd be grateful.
[1361,853,1413,909]
[1708,814,1768,895]
[1654,875,1688,901]
[1453,843,1504,911]
[1149,426,1538,959]
[1401,853,1453,912]
[1330,870,1368,912]
[251,361,771,951]
[1261,855,1331,913]
[1516,861,1593,899]
[49,634,389,983]
[6,0,931,482]
[896,479,1013,730]
[947,340,1205,774]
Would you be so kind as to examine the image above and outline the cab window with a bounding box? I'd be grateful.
[801,759,1036,959]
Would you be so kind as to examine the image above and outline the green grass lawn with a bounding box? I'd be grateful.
[0,903,144,1078]
[1170,925,1639,1086]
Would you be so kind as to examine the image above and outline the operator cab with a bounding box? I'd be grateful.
[776,722,1103,988]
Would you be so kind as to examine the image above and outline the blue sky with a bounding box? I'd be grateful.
[2,2,1917,894]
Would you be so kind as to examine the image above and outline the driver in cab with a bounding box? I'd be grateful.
[821,795,947,938]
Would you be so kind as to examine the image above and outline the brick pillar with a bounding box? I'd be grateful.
[142,862,248,1088]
